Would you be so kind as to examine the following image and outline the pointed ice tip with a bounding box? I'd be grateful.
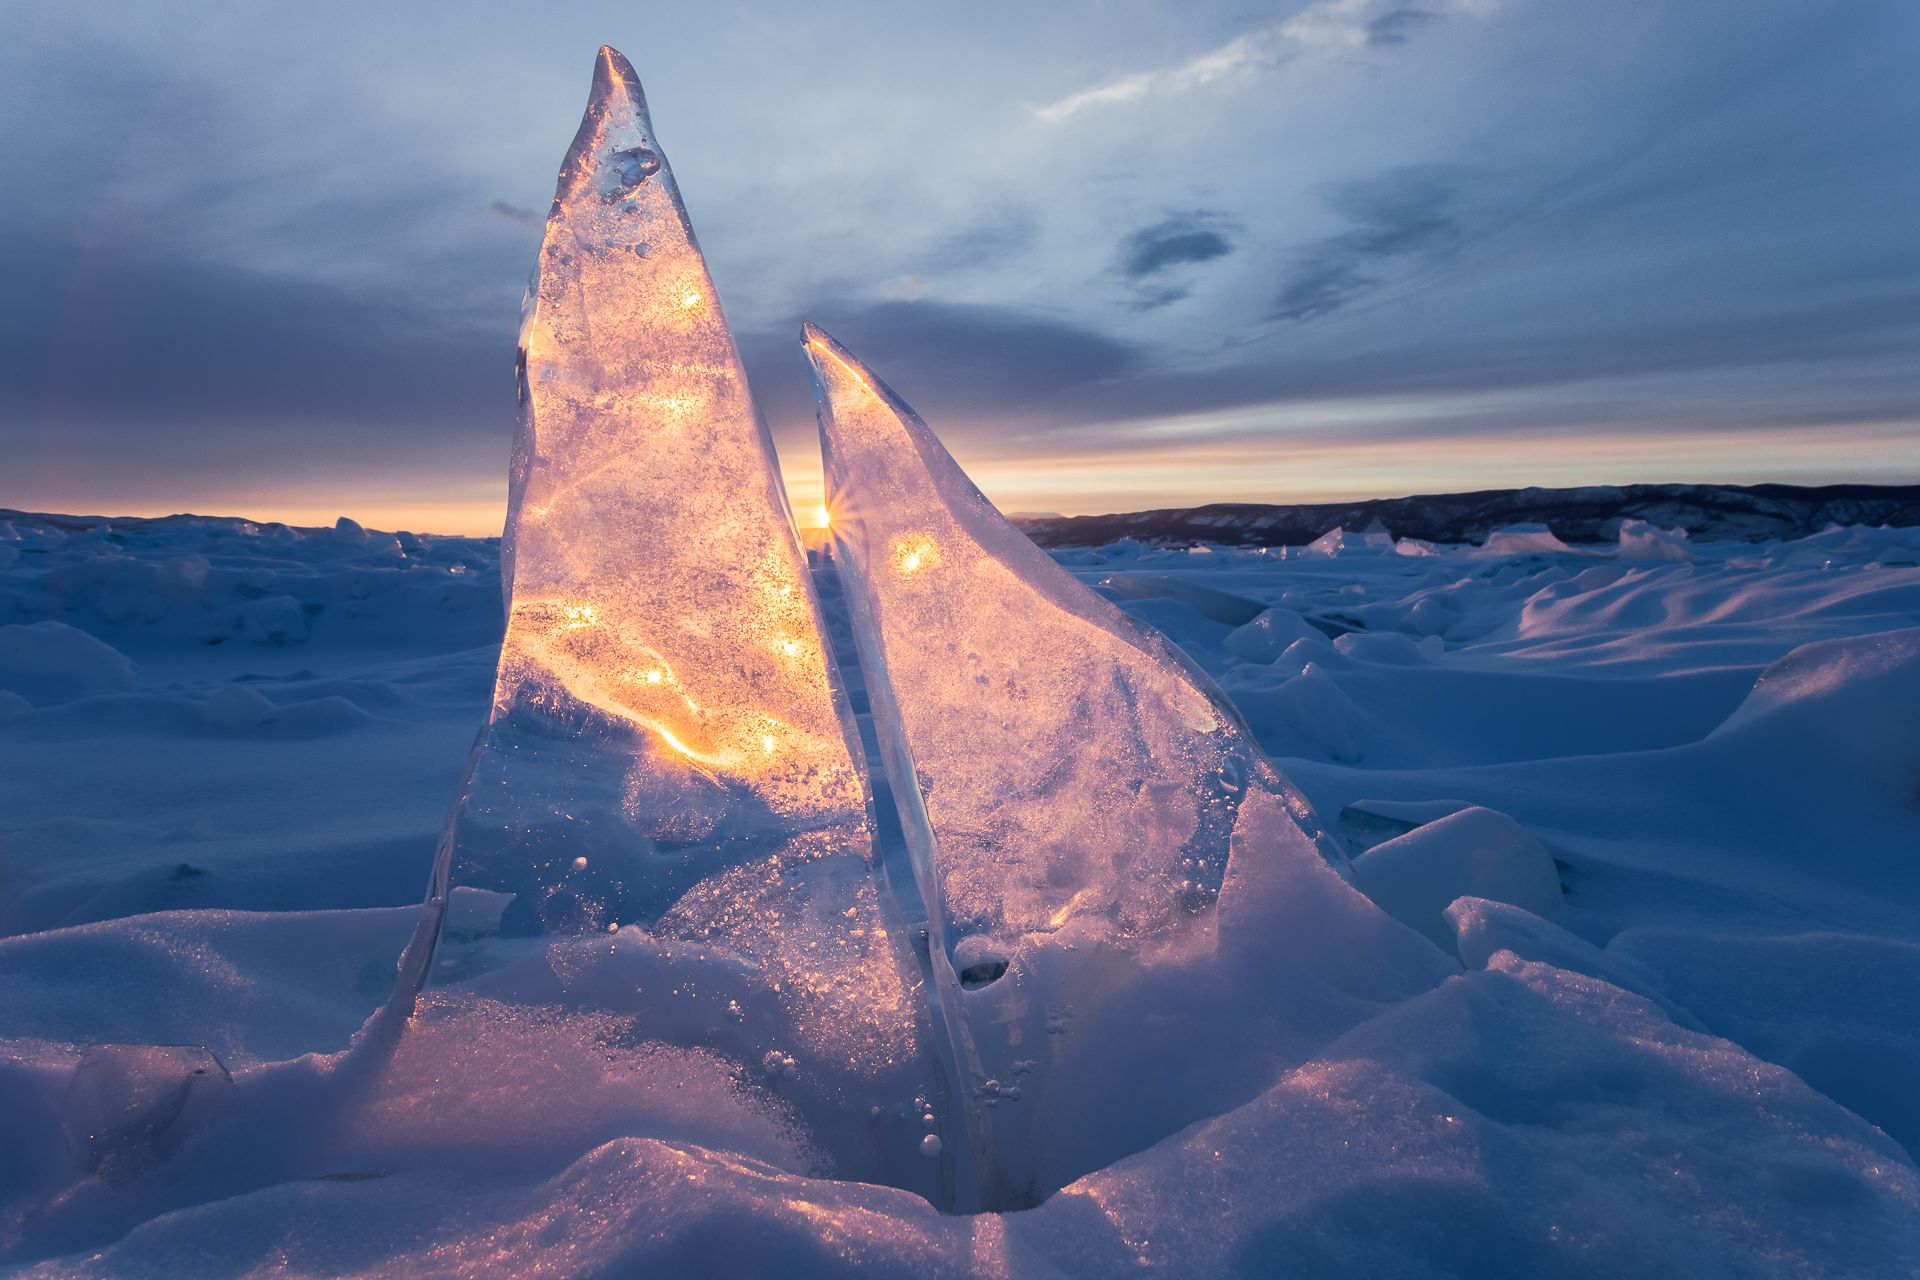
[801,323,865,386]
[586,44,648,120]
[597,44,636,80]
[802,323,860,370]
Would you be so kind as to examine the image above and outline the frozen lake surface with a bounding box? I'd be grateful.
[2,510,1917,1276]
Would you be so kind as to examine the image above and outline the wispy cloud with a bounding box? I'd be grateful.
[489,199,542,227]
[1034,27,1283,123]
[1273,167,1464,320]
[1035,0,1495,122]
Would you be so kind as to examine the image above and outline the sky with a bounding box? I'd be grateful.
[3,0,1917,534]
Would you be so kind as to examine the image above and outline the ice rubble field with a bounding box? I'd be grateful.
[2,511,1919,1276]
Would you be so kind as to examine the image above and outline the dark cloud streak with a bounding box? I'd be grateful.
[1119,214,1235,278]
[1272,169,1462,321]
[1365,9,1440,48]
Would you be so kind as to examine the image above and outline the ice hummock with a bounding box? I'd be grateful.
[803,324,1413,1206]
[384,50,958,1203]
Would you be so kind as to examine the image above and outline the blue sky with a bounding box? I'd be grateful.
[3,0,1917,532]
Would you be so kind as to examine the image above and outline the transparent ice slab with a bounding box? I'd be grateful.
[384,50,960,1204]
[803,323,1358,1205]
[64,1045,232,1186]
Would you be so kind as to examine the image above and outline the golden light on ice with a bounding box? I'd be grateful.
[806,320,1276,945]
[892,535,938,576]
[456,47,926,1097]
[806,334,874,392]
[499,90,863,807]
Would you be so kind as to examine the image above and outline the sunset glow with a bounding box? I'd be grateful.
[6,1,1909,540]
[27,410,1914,539]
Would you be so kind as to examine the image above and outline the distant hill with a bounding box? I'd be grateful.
[1013,483,1920,548]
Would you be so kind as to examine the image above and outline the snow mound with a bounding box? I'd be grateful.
[1096,572,1266,625]
[0,622,137,705]
[200,687,275,730]
[1446,896,1700,1028]
[1473,523,1574,557]
[1034,955,1920,1278]
[1351,808,1562,949]
[1223,606,1322,663]
[1609,926,1920,1157]
[1220,661,1369,762]
[1712,626,1920,799]
[1615,518,1692,561]
[1339,797,1476,851]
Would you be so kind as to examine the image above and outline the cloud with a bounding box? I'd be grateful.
[798,300,1138,394]
[5,0,1914,525]
[1272,168,1463,321]
[1272,261,1377,323]
[1127,285,1192,313]
[1119,213,1235,278]
[1035,0,1478,122]
[737,300,1143,443]
[0,235,507,439]
[1034,28,1284,123]
[1365,8,1441,46]
[489,199,543,227]
[924,204,1041,271]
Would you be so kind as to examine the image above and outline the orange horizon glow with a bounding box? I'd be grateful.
[18,416,1915,539]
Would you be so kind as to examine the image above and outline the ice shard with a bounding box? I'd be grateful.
[385,50,960,1203]
[803,323,1364,1205]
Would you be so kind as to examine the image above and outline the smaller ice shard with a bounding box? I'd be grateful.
[64,1045,232,1185]
[805,323,1351,937]
[804,324,1377,1205]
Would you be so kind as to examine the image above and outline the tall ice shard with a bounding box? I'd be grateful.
[385,50,960,1202]
[803,324,1411,1206]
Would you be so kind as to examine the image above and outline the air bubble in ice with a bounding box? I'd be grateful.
[958,957,1009,989]
[603,145,661,198]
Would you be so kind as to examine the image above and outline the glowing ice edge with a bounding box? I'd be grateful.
[378,46,971,1208]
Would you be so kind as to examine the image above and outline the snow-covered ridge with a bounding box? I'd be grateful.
[1016,481,1920,548]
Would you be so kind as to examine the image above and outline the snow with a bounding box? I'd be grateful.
[2,509,1920,1271]
[1222,605,1323,662]
[1474,523,1577,557]
[1615,518,1693,561]
[1351,807,1563,950]
[0,621,136,705]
